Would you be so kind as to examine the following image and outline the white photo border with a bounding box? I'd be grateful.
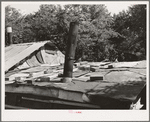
[1,1,149,121]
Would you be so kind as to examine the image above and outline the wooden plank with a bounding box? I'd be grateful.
[25,72,60,81]
[113,61,139,68]
[5,45,29,62]
[8,73,29,81]
[5,42,47,71]
[5,80,15,84]
[90,76,103,81]
[20,66,50,73]
[73,70,89,77]
[5,45,14,53]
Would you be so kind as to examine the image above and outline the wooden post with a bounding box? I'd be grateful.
[63,22,79,83]
[7,26,13,45]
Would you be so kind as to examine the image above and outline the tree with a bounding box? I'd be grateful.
[5,6,28,45]
[5,4,121,61]
[61,5,120,61]
[112,5,146,61]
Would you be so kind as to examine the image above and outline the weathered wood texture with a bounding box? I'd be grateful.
[5,60,146,109]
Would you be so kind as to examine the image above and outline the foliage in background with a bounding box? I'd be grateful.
[112,5,146,61]
[5,6,24,45]
[5,4,146,61]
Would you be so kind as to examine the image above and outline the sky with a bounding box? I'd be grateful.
[3,1,147,15]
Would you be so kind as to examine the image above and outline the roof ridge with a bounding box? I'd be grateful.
[11,40,51,46]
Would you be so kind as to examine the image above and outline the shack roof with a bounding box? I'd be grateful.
[5,60,146,109]
[5,41,65,72]
[5,41,146,109]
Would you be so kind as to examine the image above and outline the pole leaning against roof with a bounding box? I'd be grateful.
[63,22,79,83]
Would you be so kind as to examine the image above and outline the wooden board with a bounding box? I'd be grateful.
[20,66,51,73]
[5,45,14,53]
[5,45,29,62]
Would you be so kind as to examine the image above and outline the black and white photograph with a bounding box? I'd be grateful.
[1,1,149,121]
